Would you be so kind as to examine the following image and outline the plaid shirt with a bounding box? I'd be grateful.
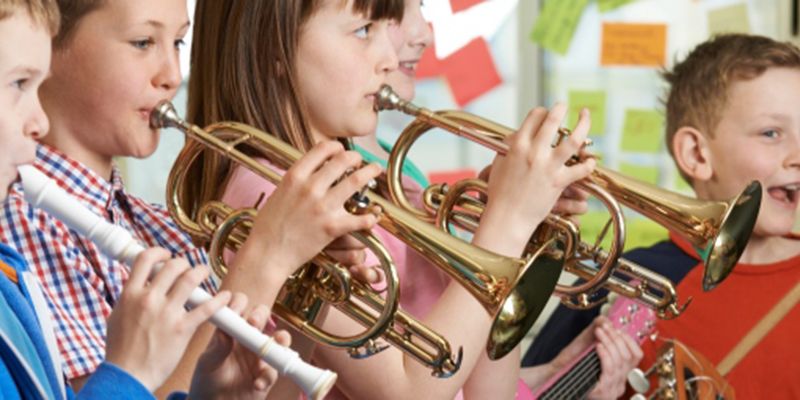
[0,144,213,379]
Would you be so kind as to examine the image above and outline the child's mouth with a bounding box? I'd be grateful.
[767,183,800,207]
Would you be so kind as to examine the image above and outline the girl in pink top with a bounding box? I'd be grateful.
[185,0,602,398]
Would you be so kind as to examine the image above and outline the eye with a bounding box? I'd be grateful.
[130,38,154,50]
[761,129,780,139]
[355,23,372,39]
[174,38,186,50]
[11,78,27,90]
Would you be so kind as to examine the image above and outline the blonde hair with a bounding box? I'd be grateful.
[0,0,60,35]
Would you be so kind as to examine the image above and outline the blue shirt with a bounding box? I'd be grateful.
[0,242,156,399]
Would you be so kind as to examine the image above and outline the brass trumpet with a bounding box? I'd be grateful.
[374,85,761,318]
[152,101,559,368]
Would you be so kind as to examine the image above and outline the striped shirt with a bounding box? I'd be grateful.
[0,144,212,379]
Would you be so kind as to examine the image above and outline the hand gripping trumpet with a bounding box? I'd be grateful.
[374,85,762,318]
[154,100,563,363]
[18,165,337,400]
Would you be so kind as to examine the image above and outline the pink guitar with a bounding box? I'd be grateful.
[530,297,656,399]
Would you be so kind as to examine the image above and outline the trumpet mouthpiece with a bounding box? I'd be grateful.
[149,100,180,130]
[374,85,403,112]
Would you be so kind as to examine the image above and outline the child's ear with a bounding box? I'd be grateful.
[672,126,713,181]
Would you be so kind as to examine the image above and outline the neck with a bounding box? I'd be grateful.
[353,135,388,159]
[738,234,800,264]
[39,126,114,181]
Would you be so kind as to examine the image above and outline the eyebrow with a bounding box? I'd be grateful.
[142,20,191,30]
[8,66,43,77]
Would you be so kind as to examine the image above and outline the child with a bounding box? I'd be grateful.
[525,34,800,398]
[0,0,380,396]
[0,1,289,398]
[352,1,642,398]
[186,0,600,398]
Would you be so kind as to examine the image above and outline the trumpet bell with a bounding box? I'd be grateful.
[696,181,761,290]
[487,240,562,359]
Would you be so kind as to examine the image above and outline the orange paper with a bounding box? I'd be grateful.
[601,23,667,67]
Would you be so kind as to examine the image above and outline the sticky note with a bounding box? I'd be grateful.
[626,218,669,249]
[601,23,667,67]
[598,0,637,12]
[567,90,607,136]
[577,211,615,250]
[708,3,751,35]
[530,0,591,55]
[620,163,659,185]
[672,168,694,193]
[621,109,664,153]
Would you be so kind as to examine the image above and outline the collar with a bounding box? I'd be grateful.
[34,144,127,214]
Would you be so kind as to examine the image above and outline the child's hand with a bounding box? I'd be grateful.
[190,293,290,400]
[588,316,643,400]
[480,104,596,254]
[242,140,382,278]
[549,316,642,400]
[105,248,231,391]
[552,185,590,224]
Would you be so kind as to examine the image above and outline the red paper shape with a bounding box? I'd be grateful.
[450,0,484,13]
[428,168,477,186]
[416,38,502,107]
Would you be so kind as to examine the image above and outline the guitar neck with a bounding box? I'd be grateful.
[537,347,602,399]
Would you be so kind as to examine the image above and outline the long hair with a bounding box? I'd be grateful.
[180,0,404,236]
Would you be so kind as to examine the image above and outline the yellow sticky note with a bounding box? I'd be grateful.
[708,3,751,35]
[598,0,637,12]
[567,90,606,136]
[577,211,615,250]
[621,109,664,153]
[530,0,591,55]
[601,23,667,67]
[672,167,694,193]
[626,217,669,249]
[620,163,659,186]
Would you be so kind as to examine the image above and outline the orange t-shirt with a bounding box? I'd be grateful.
[641,235,800,399]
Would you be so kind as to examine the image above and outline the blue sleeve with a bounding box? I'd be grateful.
[521,240,697,367]
[75,362,154,400]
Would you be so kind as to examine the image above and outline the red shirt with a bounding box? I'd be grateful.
[642,234,800,399]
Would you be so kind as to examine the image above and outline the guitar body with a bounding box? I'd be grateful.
[644,339,735,400]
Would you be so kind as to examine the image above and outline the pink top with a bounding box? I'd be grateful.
[221,159,533,399]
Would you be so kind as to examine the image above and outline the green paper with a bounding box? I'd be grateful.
[621,109,664,153]
[620,163,659,186]
[567,90,606,136]
[598,0,636,12]
[530,0,591,55]
[708,3,751,35]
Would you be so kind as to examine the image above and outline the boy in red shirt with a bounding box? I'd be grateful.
[524,34,800,398]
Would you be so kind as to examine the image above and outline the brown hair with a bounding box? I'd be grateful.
[664,34,800,182]
[0,0,60,35]
[180,0,404,236]
[52,0,104,48]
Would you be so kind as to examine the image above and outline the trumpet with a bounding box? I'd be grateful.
[154,101,559,365]
[374,85,761,318]
[17,166,337,400]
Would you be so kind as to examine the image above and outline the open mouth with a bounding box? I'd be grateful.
[767,183,800,206]
[399,60,419,75]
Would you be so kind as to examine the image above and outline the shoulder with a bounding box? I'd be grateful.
[623,240,699,284]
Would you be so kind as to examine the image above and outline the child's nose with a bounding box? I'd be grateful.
[24,101,49,139]
[153,51,182,92]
